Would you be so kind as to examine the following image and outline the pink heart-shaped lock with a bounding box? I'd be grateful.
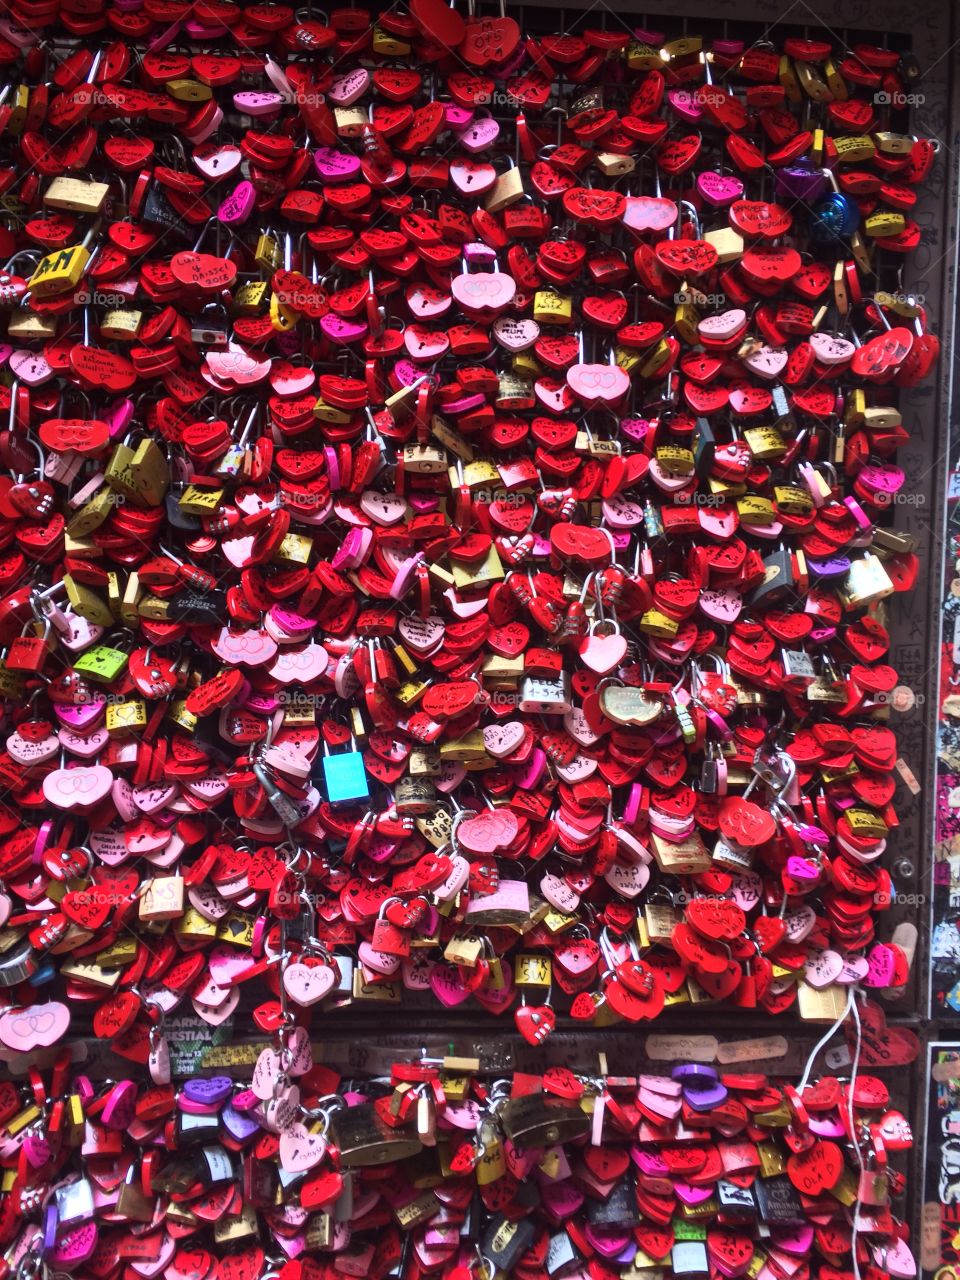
[233,90,282,116]
[450,158,496,195]
[809,332,856,365]
[192,142,242,180]
[457,114,500,152]
[743,345,789,380]
[699,308,746,340]
[429,962,471,1008]
[9,349,54,386]
[450,270,516,315]
[327,68,370,105]
[696,170,744,206]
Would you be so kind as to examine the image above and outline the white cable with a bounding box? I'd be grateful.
[798,986,855,1092]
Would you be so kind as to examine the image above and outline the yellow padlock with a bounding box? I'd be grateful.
[737,495,776,524]
[743,426,786,461]
[832,135,876,164]
[371,23,410,55]
[533,290,573,325]
[28,224,101,298]
[864,211,906,239]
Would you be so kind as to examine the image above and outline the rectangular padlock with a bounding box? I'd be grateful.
[320,735,369,806]
[43,175,110,213]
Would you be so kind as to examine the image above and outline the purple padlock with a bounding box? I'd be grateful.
[775,163,828,203]
[807,555,851,579]
[183,1074,233,1105]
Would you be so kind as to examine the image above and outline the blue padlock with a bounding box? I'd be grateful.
[321,734,370,806]
[810,171,859,245]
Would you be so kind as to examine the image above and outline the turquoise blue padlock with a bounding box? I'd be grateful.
[321,734,369,806]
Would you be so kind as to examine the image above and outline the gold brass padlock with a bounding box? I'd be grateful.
[778,55,802,103]
[100,308,142,340]
[105,438,169,508]
[704,226,743,263]
[401,444,446,474]
[485,165,524,213]
[673,298,700,345]
[873,131,914,156]
[795,61,832,103]
[234,280,269,312]
[774,484,814,514]
[656,444,694,475]
[43,175,110,213]
[166,79,212,101]
[371,23,410,55]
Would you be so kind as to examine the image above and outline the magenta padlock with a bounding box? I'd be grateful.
[319,313,367,343]
[854,463,906,507]
[443,102,474,129]
[667,88,701,123]
[101,1079,138,1129]
[695,170,745,206]
[314,147,362,182]
[217,180,256,225]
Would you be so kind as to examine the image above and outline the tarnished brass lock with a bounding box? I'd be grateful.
[401,444,446,474]
[485,159,524,213]
[394,775,437,815]
[498,1095,590,1150]
[327,1102,422,1167]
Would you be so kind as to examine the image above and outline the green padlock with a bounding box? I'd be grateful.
[73,644,129,683]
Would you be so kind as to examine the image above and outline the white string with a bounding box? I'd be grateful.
[797,986,855,1092]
